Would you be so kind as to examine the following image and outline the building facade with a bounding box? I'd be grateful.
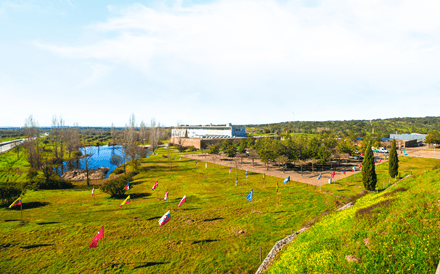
[171,123,247,138]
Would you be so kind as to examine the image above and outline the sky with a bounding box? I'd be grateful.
[0,0,439,127]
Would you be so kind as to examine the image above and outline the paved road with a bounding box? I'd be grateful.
[0,139,25,154]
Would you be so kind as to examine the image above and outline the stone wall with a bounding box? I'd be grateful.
[171,137,246,150]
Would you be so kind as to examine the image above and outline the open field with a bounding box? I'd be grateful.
[0,149,337,273]
[268,159,440,273]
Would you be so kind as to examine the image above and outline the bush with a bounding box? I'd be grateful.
[33,174,73,190]
[188,146,197,152]
[0,184,23,206]
[101,173,134,198]
[175,145,186,152]
[113,167,124,175]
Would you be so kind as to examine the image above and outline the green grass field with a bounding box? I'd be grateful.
[268,157,440,273]
[0,149,337,273]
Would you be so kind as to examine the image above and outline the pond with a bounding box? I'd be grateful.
[55,145,150,179]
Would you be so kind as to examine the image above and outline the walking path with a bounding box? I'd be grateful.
[183,153,382,186]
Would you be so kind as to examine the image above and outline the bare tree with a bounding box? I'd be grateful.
[297,159,306,176]
[51,115,59,158]
[149,118,164,153]
[275,155,289,173]
[23,115,41,169]
[82,136,94,186]
[248,149,259,167]
[310,158,318,174]
[139,120,148,145]
[110,123,116,145]
[58,117,65,160]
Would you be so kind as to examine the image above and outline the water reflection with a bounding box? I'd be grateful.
[56,145,149,179]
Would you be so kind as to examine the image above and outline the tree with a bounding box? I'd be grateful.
[297,159,306,176]
[208,144,220,155]
[82,140,95,186]
[317,144,332,171]
[149,118,166,153]
[246,137,255,148]
[225,144,237,158]
[389,139,399,178]
[255,138,279,170]
[139,120,148,145]
[275,155,289,173]
[425,130,440,147]
[238,139,247,154]
[248,149,258,167]
[309,158,318,173]
[362,142,377,191]
[221,139,232,151]
[23,115,42,169]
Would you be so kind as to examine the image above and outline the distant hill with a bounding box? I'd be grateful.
[244,116,440,138]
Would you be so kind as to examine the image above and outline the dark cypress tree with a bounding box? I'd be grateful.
[389,138,399,178]
[362,142,377,191]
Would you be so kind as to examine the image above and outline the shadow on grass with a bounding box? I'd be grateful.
[133,262,169,269]
[146,216,161,221]
[8,202,49,210]
[4,219,21,222]
[36,222,61,225]
[130,193,152,199]
[191,239,218,245]
[203,217,224,222]
[20,244,54,249]
[181,207,200,211]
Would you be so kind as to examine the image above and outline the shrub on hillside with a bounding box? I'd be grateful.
[101,173,134,198]
[34,174,73,190]
[112,167,124,175]
[188,146,197,152]
[175,145,186,152]
[0,184,23,206]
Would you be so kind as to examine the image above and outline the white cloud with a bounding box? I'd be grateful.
[30,0,440,124]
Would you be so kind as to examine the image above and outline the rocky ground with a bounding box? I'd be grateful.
[62,167,110,182]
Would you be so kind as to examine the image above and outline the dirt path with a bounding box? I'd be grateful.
[182,153,386,186]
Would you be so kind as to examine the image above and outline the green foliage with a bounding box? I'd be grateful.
[246,116,440,136]
[338,139,356,156]
[246,137,255,148]
[268,166,440,274]
[207,144,220,155]
[32,174,73,190]
[238,139,247,154]
[389,139,399,178]
[175,145,186,152]
[255,138,280,169]
[0,150,336,273]
[425,130,440,145]
[0,184,23,206]
[224,144,237,158]
[361,143,377,191]
[101,173,134,198]
[220,139,232,151]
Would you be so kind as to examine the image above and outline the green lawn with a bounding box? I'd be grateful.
[0,151,337,273]
[268,157,440,273]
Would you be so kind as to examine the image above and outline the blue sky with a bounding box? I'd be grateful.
[1,0,439,127]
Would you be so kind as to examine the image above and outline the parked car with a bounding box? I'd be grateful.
[354,155,364,160]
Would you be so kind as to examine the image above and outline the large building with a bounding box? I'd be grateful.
[389,133,427,148]
[171,123,247,139]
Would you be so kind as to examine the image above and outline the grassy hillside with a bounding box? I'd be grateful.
[0,148,338,273]
[267,157,440,273]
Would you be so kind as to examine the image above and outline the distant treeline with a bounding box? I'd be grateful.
[244,116,440,137]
